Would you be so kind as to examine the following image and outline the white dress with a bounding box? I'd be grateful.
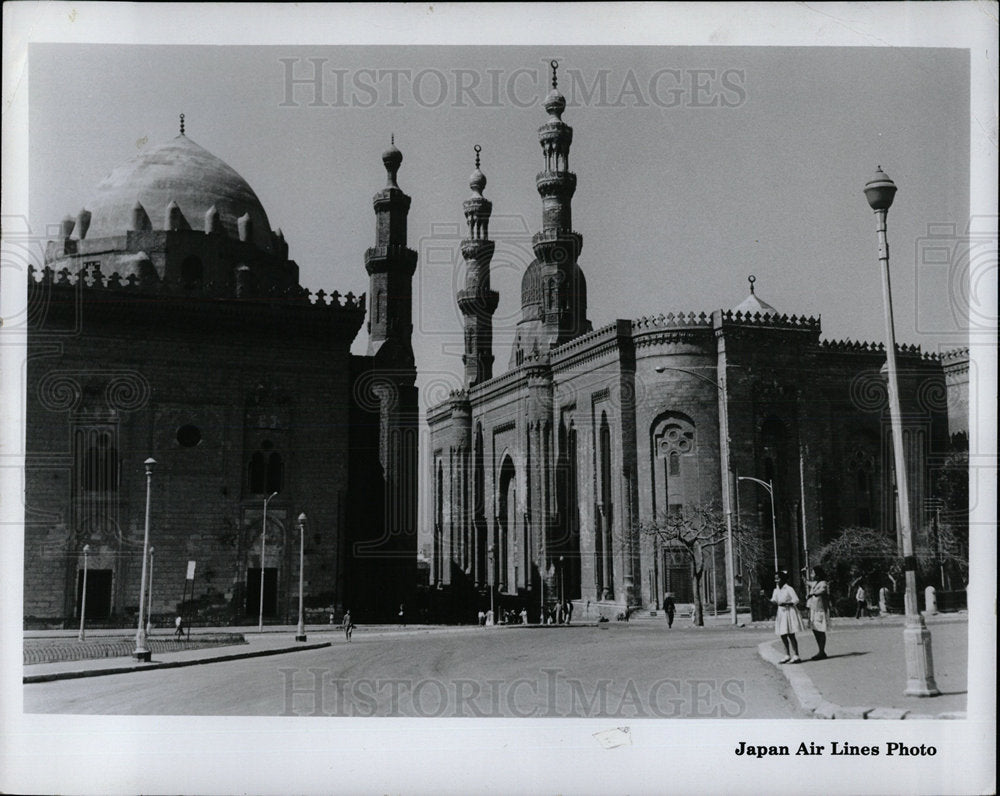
[807,580,830,633]
[771,584,805,636]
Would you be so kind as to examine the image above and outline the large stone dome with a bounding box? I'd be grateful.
[82,134,274,253]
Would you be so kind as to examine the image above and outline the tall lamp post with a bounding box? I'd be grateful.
[259,491,278,633]
[296,512,307,642]
[133,457,156,662]
[737,476,779,575]
[864,167,939,696]
[78,544,90,642]
[146,546,155,636]
[654,365,739,624]
[487,544,495,624]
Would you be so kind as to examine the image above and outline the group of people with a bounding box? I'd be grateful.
[771,566,830,664]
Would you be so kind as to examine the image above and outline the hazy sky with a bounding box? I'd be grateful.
[29,44,970,415]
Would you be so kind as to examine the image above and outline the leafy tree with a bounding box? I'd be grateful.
[639,502,732,627]
[814,526,899,603]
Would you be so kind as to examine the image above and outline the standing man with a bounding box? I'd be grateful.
[343,609,355,642]
[174,614,184,639]
[855,584,868,619]
[663,593,676,628]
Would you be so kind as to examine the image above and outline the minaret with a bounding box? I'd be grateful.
[532,60,590,348]
[366,135,418,365]
[362,137,419,615]
[457,145,499,387]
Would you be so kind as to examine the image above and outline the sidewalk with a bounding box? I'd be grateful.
[758,613,968,719]
[22,624,487,683]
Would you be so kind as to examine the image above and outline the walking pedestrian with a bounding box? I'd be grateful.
[343,609,354,642]
[879,584,890,615]
[771,571,803,663]
[174,614,184,639]
[564,600,573,625]
[855,584,868,619]
[398,603,406,626]
[806,566,830,660]
[478,609,486,627]
[663,593,676,628]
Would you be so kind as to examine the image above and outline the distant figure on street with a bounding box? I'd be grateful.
[879,585,890,615]
[478,610,486,627]
[398,603,406,626]
[343,610,354,642]
[174,615,184,639]
[564,600,573,625]
[771,570,803,664]
[806,566,830,660]
[663,593,676,628]
[520,607,528,625]
[486,608,494,626]
[855,585,868,618]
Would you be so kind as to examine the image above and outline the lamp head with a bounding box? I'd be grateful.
[144,457,156,474]
[298,512,307,525]
[864,166,897,211]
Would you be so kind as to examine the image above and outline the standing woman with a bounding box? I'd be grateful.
[806,566,830,660]
[771,570,804,663]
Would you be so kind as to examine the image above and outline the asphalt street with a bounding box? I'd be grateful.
[25,623,805,718]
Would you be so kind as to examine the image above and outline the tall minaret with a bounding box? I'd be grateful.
[532,60,590,348]
[458,145,499,387]
[363,137,419,614]
[366,135,418,365]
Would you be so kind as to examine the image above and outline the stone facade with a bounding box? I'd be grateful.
[25,128,418,625]
[426,64,956,621]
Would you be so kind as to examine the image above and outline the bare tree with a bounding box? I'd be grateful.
[639,502,728,627]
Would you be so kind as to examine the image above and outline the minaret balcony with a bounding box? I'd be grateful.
[535,172,577,197]
[364,244,418,275]
[457,287,500,317]
[460,238,496,261]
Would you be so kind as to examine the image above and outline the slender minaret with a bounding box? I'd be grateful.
[457,145,499,387]
[366,135,418,364]
[363,137,419,614]
[532,60,589,348]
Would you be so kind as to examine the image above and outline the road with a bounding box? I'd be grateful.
[24,623,805,718]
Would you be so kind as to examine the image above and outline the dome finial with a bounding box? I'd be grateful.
[391,132,395,146]
[179,113,185,136]
[748,274,757,295]
[474,144,481,169]
[550,60,559,89]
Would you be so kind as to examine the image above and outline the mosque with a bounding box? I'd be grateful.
[24,116,418,625]
[426,63,967,621]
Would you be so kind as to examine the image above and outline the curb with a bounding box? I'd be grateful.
[24,641,331,684]
[757,639,966,720]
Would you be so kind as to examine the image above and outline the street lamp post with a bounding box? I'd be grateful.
[259,491,278,633]
[133,457,156,662]
[864,167,939,696]
[296,513,307,642]
[78,544,90,642]
[488,544,495,624]
[654,365,739,624]
[146,546,155,636]
[737,476,779,575]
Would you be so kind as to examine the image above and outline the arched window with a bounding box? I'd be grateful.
[76,429,118,493]
[247,442,283,495]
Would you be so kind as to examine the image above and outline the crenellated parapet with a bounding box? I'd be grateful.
[28,262,366,316]
[717,308,821,330]
[819,338,939,360]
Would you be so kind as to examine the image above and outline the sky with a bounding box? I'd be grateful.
[28,44,971,416]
